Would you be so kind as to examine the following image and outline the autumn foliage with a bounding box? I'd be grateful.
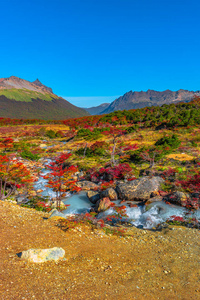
[0,154,34,200]
[43,153,81,204]
[88,163,135,183]
[0,138,14,151]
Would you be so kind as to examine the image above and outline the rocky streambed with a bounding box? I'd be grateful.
[50,177,200,230]
[16,157,200,231]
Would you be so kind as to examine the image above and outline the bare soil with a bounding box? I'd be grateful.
[1,201,200,300]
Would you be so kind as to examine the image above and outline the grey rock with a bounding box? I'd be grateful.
[167,191,190,206]
[101,188,118,200]
[87,191,101,204]
[145,196,163,205]
[95,197,112,213]
[16,193,29,204]
[49,209,66,219]
[76,181,99,191]
[116,176,164,201]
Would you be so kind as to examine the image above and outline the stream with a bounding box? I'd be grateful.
[34,160,200,230]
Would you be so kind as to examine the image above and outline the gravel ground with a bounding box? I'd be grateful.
[1,201,200,300]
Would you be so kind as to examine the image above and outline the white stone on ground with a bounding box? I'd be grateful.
[19,247,65,263]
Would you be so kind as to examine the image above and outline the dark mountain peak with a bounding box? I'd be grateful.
[33,78,42,85]
[33,79,53,94]
[126,90,133,95]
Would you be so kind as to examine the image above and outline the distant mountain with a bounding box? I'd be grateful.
[101,89,200,114]
[84,103,110,115]
[0,76,89,120]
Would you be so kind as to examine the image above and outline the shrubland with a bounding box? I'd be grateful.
[0,96,200,218]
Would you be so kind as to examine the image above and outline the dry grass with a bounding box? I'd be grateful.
[166,153,194,161]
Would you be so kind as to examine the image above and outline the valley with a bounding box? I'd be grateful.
[0,98,200,299]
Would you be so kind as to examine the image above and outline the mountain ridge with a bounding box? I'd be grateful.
[0,76,89,120]
[100,89,200,114]
[0,76,54,95]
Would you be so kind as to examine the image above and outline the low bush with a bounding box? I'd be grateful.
[56,130,65,138]
[87,163,134,182]
[77,127,111,140]
[76,141,108,157]
[155,134,181,149]
[46,129,56,139]
[21,149,40,161]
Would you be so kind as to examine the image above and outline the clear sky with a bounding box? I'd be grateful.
[1,0,200,107]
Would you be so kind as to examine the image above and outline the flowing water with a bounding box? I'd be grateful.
[97,201,189,229]
[34,161,200,230]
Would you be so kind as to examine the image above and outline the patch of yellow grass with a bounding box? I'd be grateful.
[166,153,194,161]
[44,124,70,131]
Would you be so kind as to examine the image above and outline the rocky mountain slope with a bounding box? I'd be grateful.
[0,76,89,120]
[99,89,200,114]
[32,78,53,93]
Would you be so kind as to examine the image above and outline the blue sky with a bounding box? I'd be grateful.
[1,0,200,107]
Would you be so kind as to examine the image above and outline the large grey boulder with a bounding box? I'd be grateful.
[116,176,164,201]
[18,247,65,263]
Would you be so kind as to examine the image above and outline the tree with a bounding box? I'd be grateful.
[0,154,34,200]
[140,149,159,168]
[102,127,126,166]
[43,153,81,207]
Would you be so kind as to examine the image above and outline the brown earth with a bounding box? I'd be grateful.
[1,201,200,300]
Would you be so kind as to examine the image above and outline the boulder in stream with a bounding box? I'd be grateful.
[76,180,99,191]
[101,188,118,200]
[167,191,190,206]
[145,196,163,205]
[87,191,101,204]
[116,176,164,201]
[166,191,200,209]
[95,197,112,213]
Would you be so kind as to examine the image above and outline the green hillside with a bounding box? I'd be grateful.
[0,88,57,102]
[0,94,89,120]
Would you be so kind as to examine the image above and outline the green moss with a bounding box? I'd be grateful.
[0,89,57,102]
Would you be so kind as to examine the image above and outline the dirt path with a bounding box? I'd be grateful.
[1,201,200,300]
